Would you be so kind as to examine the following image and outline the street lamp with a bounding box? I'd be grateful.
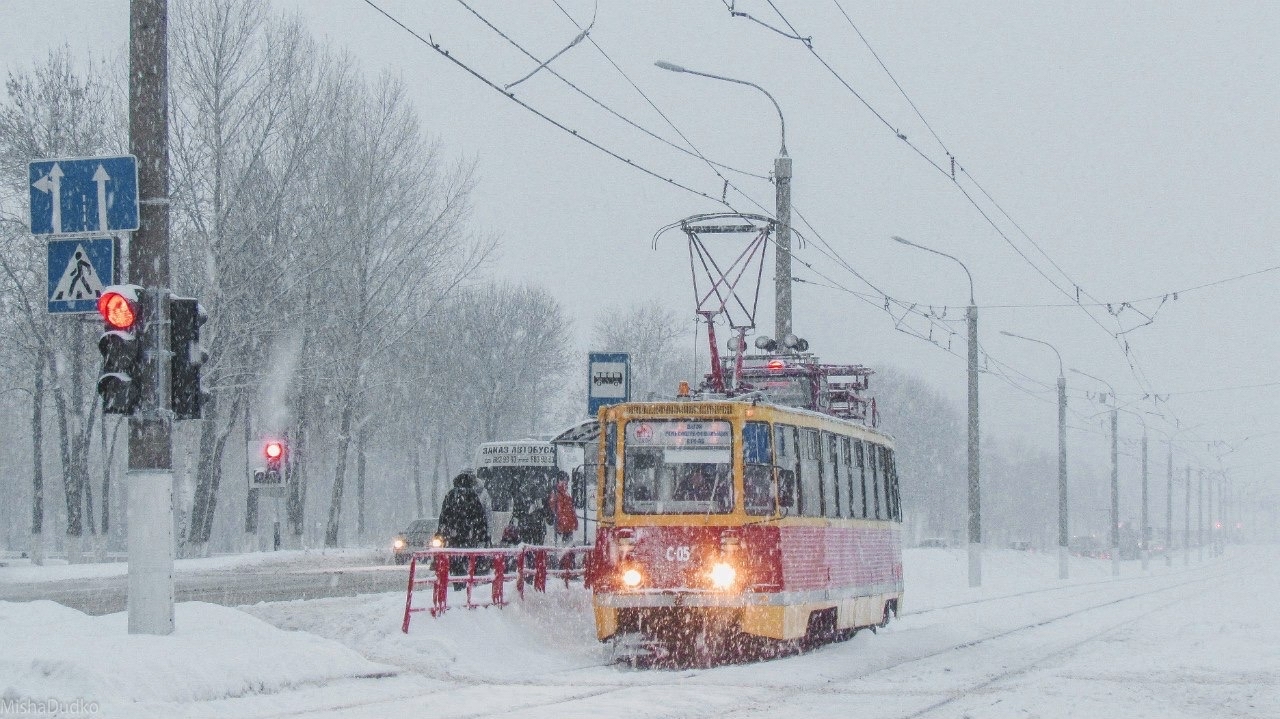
[655,60,794,342]
[999,330,1068,580]
[1070,368,1121,577]
[1113,407,1149,571]
[894,235,980,587]
[1149,421,1202,568]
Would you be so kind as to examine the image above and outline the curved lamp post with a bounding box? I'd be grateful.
[894,235,980,587]
[656,61,794,342]
[1000,331,1068,579]
[1071,368,1121,577]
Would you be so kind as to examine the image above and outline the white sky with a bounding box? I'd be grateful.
[5,1,1277,508]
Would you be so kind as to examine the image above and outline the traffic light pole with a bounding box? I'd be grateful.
[127,0,174,636]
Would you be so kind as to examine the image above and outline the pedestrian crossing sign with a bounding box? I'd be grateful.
[47,237,115,314]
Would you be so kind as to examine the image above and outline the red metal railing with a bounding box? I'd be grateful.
[402,545,593,632]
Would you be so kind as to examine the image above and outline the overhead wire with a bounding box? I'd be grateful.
[451,0,771,182]
[753,1,1180,416]
[754,4,1154,345]
[359,0,730,207]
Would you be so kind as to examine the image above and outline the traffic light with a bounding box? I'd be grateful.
[96,285,145,414]
[169,296,208,419]
[264,440,286,485]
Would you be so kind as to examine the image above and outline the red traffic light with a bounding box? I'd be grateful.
[264,441,285,460]
[98,291,137,330]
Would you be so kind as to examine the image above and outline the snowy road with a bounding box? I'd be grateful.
[140,547,1274,719]
[0,551,404,614]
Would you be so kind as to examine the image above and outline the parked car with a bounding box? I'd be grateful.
[918,537,949,549]
[1068,535,1107,559]
[1008,540,1033,551]
[391,518,440,564]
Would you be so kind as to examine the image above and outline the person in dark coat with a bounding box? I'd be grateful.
[437,471,490,588]
[438,472,490,549]
[512,473,551,545]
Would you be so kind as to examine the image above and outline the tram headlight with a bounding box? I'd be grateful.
[621,568,643,588]
[430,535,444,548]
[709,562,737,589]
[392,538,406,550]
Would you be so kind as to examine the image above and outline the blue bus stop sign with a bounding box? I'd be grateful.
[588,352,630,415]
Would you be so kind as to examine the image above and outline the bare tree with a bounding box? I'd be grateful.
[313,70,490,547]
[169,0,330,554]
[0,50,121,561]
[592,301,693,400]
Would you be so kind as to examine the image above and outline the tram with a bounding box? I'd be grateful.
[586,214,904,660]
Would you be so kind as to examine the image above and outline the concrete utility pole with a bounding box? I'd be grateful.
[999,331,1068,580]
[1113,408,1149,572]
[896,236,980,587]
[1165,441,1173,568]
[1197,469,1204,562]
[1183,464,1191,566]
[128,0,174,635]
[653,61,792,340]
[1072,369,1120,577]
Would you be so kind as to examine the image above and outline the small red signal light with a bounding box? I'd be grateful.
[264,441,284,460]
[98,292,136,330]
[766,359,785,371]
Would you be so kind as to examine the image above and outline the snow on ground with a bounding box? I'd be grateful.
[0,601,394,716]
[4,546,1276,718]
[0,548,386,585]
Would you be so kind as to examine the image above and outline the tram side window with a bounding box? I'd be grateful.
[884,447,902,521]
[821,432,840,518]
[838,436,852,519]
[744,422,774,515]
[774,424,798,508]
[603,422,617,518]
[868,441,884,520]
[853,439,868,519]
[798,428,822,517]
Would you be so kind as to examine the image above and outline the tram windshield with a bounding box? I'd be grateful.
[623,420,733,514]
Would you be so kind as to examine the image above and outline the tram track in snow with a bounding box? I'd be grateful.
[703,555,1244,719]
[238,555,1239,719]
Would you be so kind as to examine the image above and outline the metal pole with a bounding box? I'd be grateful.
[1197,469,1204,562]
[128,0,174,636]
[1183,465,1190,566]
[1140,430,1149,571]
[1057,375,1068,580]
[775,154,793,342]
[998,331,1065,580]
[652,62,793,342]
[1109,408,1119,577]
[1165,441,1173,567]
[967,303,981,587]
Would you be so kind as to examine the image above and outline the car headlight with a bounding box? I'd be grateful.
[709,562,736,589]
[430,535,444,548]
[392,538,406,550]
[621,568,643,588]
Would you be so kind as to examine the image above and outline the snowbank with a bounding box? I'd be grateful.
[0,600,394,708]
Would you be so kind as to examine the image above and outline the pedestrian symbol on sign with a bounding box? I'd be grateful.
[52,244,106,302]
[46,237,115,314]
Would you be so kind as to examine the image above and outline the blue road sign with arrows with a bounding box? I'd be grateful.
[47,237,116,314]
[28,155,139,235]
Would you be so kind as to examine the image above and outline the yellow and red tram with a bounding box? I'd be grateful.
[588,381,904,653]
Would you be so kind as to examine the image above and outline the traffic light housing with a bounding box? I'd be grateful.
[264,440,286,484]
[170,296,209,419]
[96,285,145,414]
